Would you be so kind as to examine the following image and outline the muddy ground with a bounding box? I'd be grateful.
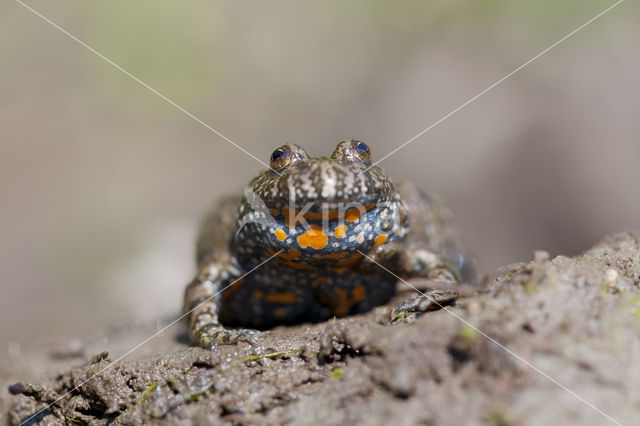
[2,231,639,425]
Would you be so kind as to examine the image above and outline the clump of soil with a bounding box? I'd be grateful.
[3,231,640,425]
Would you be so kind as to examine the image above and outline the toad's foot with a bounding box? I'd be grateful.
[390,288,459,323]
[184,261,260,349]
[198,325,260,349]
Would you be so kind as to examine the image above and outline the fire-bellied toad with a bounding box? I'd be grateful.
[184,140,470,348]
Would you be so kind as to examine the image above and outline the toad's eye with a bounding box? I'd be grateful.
[331,139,372,165]
[270,148,290,170]
[269,144,309,172]
[356,141,369,155]
[351,139,371,164]
[271,148,286,163]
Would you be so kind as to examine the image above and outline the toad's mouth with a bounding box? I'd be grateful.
[269,200,380,229]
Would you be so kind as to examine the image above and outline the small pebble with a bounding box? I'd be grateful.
[533,250,550,263]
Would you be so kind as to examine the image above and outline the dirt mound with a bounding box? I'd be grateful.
[3,231,639,425]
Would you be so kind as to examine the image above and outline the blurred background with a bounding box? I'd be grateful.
[1,0,638,363]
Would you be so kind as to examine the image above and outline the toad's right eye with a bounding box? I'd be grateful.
[271,148,286,162]
[270,144,310,172]
[270,148,290,170]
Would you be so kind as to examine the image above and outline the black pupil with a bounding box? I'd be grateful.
[271,149,286,162]
[356,141,369,154]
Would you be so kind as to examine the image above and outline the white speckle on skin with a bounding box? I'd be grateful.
[206,265,220,277]
[320,163,338,198]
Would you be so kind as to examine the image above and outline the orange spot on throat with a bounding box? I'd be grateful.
[374,234,387,248]
[334,225,347,238]
[274,228,287,241]
[297,225,328,250]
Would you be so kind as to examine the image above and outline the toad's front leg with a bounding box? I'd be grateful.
[183,262,259,348]
[376,245,464,323]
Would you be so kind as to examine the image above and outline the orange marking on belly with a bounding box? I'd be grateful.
[284,249,301,259]
[297,225,328,250]
[252,290,264,299]
[265,292,297,304]
[275,248,313,269]
[281,260,314,270]
[274,228,287,241]
[374,234,387,248]
[273,308,289,320]
[334,224,347,238]
[326,285,368,316]
[313,276,328,286]
[352,285,366,303]
[318,251,350,260]
[327,253,363,273]
[269,208,280,216]
[336,252,362,265]
[332,289,350,316]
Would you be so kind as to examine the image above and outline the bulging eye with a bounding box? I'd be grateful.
[269,144,309,171]
[271,148,286,162]
[270,148,290,170]
[331,139,372,165]
[356,141,369,155]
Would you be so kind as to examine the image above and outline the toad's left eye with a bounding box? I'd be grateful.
[352,140,371,164]
[331,139,372,165]
[355,141,369,155]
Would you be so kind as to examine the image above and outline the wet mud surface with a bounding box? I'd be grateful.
[3,231,640,425]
